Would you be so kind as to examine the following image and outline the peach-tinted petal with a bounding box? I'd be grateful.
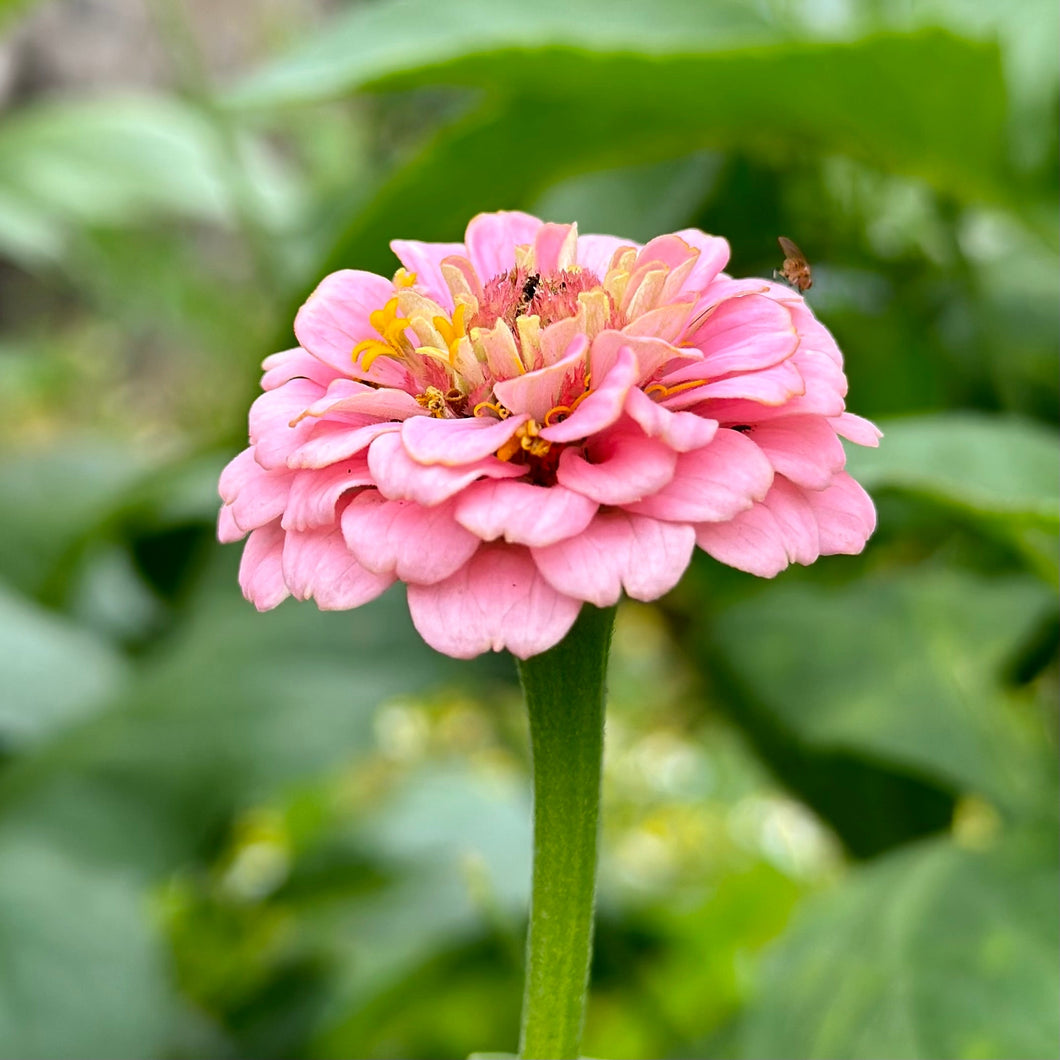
[454,479,597,547]
[368,431,526,506]
[533,222,578,272]
[627,429,773,522]
[239,521,289,611]
[407,546,582,659]
[282,521,394,609]
[532,512,695,607]
[557,426,677,505]
[341,491,479,584]
[672,229,731,293]
[576,233,638,276]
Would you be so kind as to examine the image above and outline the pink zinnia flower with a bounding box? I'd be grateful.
[218,211,879,658]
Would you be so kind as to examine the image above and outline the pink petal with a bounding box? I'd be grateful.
[261,347,340,391]
[293,269,395,373]
[831,411,882,447]
[248,378,328,469]
[239,521,290,611]
[591,330,694,383]
[556,426,678,505]
[368,431,526,506]
[401,412,529,466]
[674,294,798,379]
[624,387,718,452]
[533,222,577,272]
[626,429,773,522]
[762,477,822,566]
[672,229,731,293]
[576,233,639,276]
[287,420,401,469]
[282,457,374,531]
[341,491,479,584]
[665,359,805,409]
[407,545,582,659]
[218,503,244,544]
[464,211,542,279]
[621,301,696,344]
[493,336,588,421]
[453,480,598,547]
[282,521,394,609]
[804,472,877,555]
[390,239,465,309]
[540,345,638,443]
[749,415,847,490]
[532,511,696,606]
[305,383,427,422]
[694,502,791,578]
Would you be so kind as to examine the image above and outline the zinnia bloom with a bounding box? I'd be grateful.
[219,211,879,658]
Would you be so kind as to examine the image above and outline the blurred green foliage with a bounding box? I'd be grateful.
[0,0,1056,1057]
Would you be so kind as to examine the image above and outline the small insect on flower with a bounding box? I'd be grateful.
[776,236,813,292]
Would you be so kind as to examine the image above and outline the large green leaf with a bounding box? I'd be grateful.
[0,828,179,1059]
[712,570,1056,813]
[0,582,128,748]
[741,831,1060,1059]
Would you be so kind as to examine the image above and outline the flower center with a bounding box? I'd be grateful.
[469,266,607,335]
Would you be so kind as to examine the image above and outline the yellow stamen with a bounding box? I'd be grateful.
[353,296,412,369]
[393,268,418,287]
[473,400,510,419]
[432,302,468,364]
[645,379,709,400]
[415,385,450,418]
[497,419,550,461]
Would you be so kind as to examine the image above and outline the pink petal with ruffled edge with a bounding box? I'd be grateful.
[390,239,465,310]
[294,269,396,373]
[493,336,587,421]
[282,521,394,609]
[261,348,341,391]
[282,457,373,531]
[750,416,847,490]
[239,521,289,610]
[287,420,400,470]
[664,359,806,410]
[306,384,428,422]
[401,412,529,466]
[590,330,694,384]
[533,222,577,272]
[672,229,731,294]
[695,475,820,577]
[540,345,639,443]
[532,512,695,607]
[627,429,773,522]
[341,491,479,584]
[249,378,329,469]
[465,211,542,279]
[368,431,526,506]
[454,479,597,547]
[407,545,582,659]
[678,294,799,378]
[805,472,877,555]
[624,387,718,452]
[557,426,678,505]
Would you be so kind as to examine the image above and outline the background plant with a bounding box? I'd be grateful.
[0,1,1056,1057]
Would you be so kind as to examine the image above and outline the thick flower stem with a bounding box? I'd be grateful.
[516,604,616,1060]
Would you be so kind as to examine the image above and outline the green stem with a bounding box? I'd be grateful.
[516,604,616,1060]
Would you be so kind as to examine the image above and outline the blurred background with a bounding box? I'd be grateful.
[0,1,1057,1057]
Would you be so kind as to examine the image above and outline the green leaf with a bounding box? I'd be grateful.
[845,414,1060,527]
[0,828,179,1058]
[741,831,1060,1059]
[712,570,1056,813]
[0,582,128,748]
